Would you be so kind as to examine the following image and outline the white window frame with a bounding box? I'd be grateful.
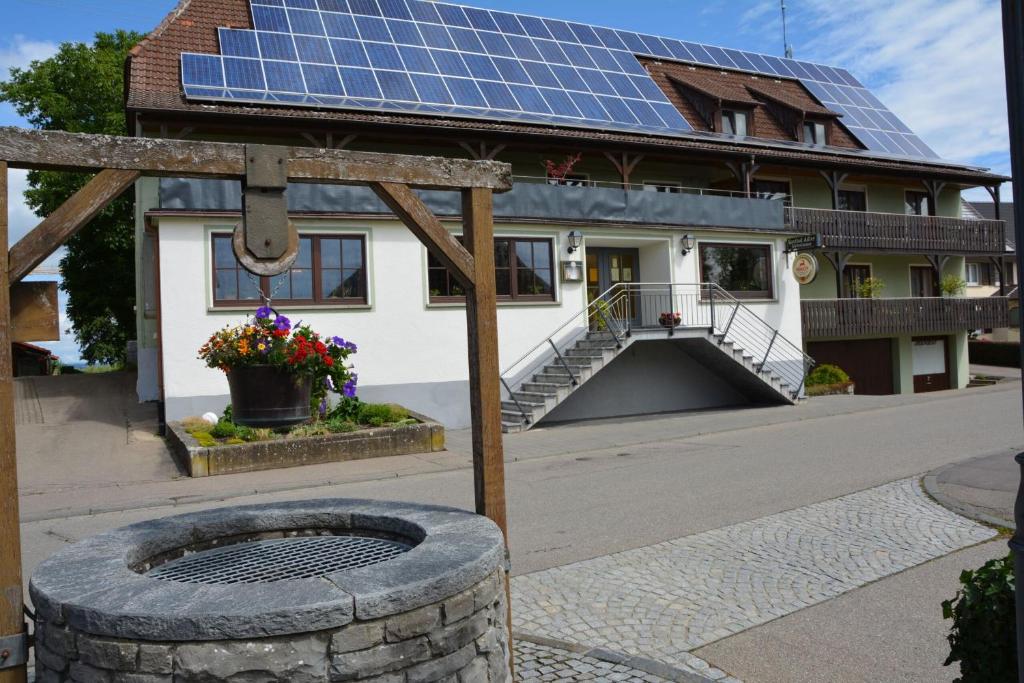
[966,262,981,286]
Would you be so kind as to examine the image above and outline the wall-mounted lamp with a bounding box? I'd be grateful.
[566,230,583,254]
[680,234,695,256]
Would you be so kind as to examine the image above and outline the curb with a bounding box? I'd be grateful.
[922,461,1016,531]
[514,632,720,683]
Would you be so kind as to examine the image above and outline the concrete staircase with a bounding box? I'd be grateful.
[501,328,800,433]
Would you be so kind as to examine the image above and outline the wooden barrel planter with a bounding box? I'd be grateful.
[227,365,312,428]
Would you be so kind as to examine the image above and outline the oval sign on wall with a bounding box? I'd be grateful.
[793,253,819,285]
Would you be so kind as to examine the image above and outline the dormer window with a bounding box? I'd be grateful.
[803,121,827,146]
[722,109,749,137]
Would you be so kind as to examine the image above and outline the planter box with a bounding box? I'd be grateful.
[167,410,445,477]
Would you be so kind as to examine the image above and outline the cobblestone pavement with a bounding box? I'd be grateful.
[514,638,715,682]
[511,478,995,678]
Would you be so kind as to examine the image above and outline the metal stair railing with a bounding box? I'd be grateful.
[699,283,814,396]
[499,284,632,423]
[612,282,815,397]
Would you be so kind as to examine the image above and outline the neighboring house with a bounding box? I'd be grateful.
[125,0,1009,427]
[967,200,1018,341]
[12,342,58,377]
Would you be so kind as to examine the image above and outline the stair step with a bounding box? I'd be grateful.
[511,391,553,403]
[533,373,573,386]
[566,347,611,358]
[501,399,544,412]
[521,382,564,395]
[576,340,619,350]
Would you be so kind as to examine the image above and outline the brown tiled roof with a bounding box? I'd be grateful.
[644,60,860,149]
[744,83,834,117]
[125,0,1005,185]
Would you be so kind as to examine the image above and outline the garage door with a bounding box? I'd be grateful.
[807,339,895,395]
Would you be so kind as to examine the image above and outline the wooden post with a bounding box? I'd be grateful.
[461,187,513,676]
[0,161,27,683]
[461,187,508,535]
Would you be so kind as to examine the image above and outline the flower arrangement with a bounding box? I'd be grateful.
[543,152,582,183]
[659,311,682,328]
[198,306,358,416]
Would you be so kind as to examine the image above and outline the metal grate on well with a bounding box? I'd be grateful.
[145,535,413,584]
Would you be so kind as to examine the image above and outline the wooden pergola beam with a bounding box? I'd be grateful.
[0,127,512,191]
[0,128,514,682]
[370,182,476,287]
[8,169,141,283]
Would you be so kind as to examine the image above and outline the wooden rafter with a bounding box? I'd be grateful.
[8,169,141,283]
[819,170,850,210]
[457,141,506,161]
[603,152,644,187]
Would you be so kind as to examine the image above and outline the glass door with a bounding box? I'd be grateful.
[587,248,641,328]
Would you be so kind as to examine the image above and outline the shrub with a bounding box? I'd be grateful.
[942,552,1017,682]
[854,276,884,299]
[356,403,409,427]
[210,420,237,439]
[806,364,850,387]
[942,274,967,296]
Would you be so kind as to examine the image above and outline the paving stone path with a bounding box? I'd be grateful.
[511,478,995,680]
[514,639,692,682]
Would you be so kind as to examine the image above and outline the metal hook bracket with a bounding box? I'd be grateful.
[235,144,299,277]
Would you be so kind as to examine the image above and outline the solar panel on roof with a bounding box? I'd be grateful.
[180,0,940,161]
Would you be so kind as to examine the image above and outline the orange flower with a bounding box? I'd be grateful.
[238,339,250,356]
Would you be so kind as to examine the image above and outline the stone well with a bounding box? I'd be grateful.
[29,499,510,682]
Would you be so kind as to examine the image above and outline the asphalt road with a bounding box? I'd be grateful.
[19,379,1024,578]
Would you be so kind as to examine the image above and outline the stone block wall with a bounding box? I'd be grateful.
[33,569,510,683]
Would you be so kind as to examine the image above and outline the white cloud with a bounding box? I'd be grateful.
[791,0,1008,168]
[0,35,57,76]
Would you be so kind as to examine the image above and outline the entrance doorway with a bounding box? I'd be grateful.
[586,248,640,326]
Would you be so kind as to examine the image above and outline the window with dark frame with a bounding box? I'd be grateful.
[721,109,749,136]
[837,189,867,212]
[699,243,774,299]
[751,179,792,206]
[803,120,827,146]
[428,236,555,302]
[211,233,367,306]
[905,190,930,216]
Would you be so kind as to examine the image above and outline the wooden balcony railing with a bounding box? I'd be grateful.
[802,297,1011,338]
[786,207,1006,254]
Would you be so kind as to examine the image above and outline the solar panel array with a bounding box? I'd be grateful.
[180,0,939,161]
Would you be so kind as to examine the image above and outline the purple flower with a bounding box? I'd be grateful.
[274,315,292,331]
[318,398,328,416]
[342,376,357,398]
[255,306,272,320]
[345,341,358,352]
[332,336,345,347]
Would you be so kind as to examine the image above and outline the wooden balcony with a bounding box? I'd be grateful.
[802,296,1011,338]
[786,207,1006,254]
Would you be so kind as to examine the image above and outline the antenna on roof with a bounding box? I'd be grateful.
[781,0,794,58]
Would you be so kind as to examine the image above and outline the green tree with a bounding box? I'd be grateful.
[0,30,143,364]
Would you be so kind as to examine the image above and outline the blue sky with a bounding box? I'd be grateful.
[1,0,1011,364]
